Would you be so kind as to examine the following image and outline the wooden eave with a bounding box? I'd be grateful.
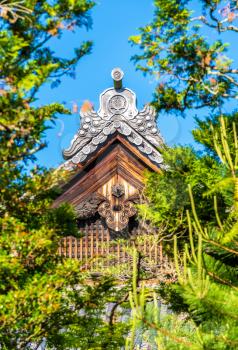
[54,139,161,208]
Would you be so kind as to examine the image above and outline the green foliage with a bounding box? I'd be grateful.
[193,111,238,159]
[130,0,238,115]
[0,215,127,349]
[139,143,228,255]
[128,1,238,348]
[127,117,238,349]
[170,129,238,347]
[0,1,129,349]
[126,250,200,349]
[44,278,129,350]
[0,0,94,164]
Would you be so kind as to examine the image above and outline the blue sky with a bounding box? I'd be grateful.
[36,0,238,168]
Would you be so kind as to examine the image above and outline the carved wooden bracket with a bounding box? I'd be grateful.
[97,183,137,231]
[111,183,125,198]
[98,199,136,232]
[74,183,138,232]
[74,193,105,219]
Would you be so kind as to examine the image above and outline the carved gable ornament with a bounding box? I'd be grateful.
[58,68,165,233]
[97,182,137,232]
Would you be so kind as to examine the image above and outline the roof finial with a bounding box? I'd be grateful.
[111,67,124,90]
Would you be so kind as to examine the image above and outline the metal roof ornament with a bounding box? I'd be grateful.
[111,67,124,89]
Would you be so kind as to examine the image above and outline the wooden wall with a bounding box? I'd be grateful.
[59,216,164,272]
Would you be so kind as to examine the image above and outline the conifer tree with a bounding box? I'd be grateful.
[127,116,238,349]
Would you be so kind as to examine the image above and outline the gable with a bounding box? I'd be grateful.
[54,142,156,207]
[55,68,164,233]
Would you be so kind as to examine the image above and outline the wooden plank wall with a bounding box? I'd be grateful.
[59,217,164,270]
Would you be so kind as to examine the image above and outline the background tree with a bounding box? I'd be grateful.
[138,110,237,256]
[127,1,238,348]
[130,0,238,115]
[0,1,128,349]
[129,0,238,241]
[128,0,238,349]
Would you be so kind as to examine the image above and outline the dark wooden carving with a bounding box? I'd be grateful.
[111,183,125,198]
[74,193,105,219]
[98,200,137,231]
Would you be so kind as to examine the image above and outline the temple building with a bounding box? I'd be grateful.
[53,68,168,273]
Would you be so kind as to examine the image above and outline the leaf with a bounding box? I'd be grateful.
[222,220,238,243]
[129,35,141,44]
[204,178,234,197]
